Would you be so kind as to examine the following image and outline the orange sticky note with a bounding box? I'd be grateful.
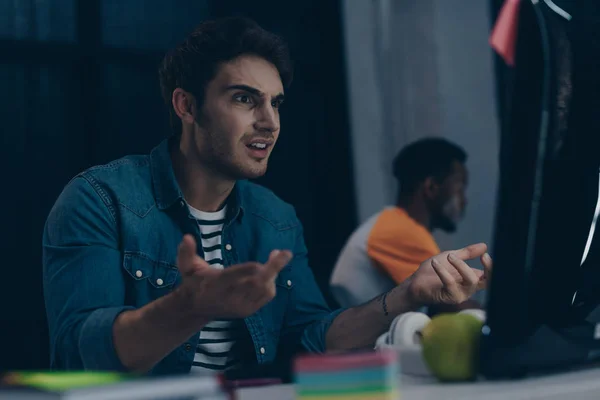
[489,0,522,66]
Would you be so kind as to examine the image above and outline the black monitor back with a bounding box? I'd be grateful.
[480,0,600,379]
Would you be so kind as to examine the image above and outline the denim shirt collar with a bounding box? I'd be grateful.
[149,137,244,224]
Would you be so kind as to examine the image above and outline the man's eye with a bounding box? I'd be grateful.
[271,100,283,109]
[234,94,252,104]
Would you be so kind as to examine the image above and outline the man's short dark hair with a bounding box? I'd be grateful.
[392,137,467,196]
[158,16,294,135]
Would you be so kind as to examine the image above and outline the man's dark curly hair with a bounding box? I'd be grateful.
[158,16,294,135]
[393,138,467,198]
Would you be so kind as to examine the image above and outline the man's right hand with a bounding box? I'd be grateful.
[174,234,293,320]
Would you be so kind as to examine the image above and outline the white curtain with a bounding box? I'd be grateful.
[342,0,500,294]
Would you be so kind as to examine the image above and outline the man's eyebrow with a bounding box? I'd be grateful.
[225,84,284,100]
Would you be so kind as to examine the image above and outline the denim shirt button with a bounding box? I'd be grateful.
[135,270,143,278]
[225,244,232,251]
[260,347,266,355]
[184,343,192,352]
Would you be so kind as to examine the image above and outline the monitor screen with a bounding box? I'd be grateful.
[480,0,600,378]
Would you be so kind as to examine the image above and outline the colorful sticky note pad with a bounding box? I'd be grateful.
[294,350,400,400]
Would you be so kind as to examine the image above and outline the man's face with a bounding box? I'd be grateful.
[188,55,284,180]
[433,161,468,233]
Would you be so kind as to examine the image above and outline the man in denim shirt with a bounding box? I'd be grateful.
[43,17,492,376]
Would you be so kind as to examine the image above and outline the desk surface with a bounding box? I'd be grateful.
[237,368,600,400]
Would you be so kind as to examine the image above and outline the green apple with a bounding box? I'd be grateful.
[421,313,483,382]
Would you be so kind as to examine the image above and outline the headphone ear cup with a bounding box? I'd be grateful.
[374,332,390,350]
[458,308,486,322]
[389,312,431,347]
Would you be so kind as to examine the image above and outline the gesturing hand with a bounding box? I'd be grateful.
[174,234,293,320]
[406,243,493,306]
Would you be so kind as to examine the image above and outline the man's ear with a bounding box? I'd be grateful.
[172,88,197,125]
[423,177,440,200]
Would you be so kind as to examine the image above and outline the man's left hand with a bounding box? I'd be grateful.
[402,243,493,308]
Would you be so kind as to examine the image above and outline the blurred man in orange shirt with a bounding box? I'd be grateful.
[330,138,477,309]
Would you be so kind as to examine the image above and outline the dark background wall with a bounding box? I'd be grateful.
[1,0,356,370]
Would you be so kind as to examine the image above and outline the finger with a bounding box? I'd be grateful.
[263,250,282,282]
[267,250,281,263]
[176,235,209,275]
[262,250,293,280]
[447,253,479,286]
[481,252,493,275]
[431,257,457,289]
[451,243,488,261]
[478,252,493,289]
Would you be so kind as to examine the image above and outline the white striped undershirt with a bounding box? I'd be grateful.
[188,204,241,373]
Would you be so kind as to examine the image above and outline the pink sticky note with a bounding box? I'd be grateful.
[294,350,397,373]
[489,0,522,66]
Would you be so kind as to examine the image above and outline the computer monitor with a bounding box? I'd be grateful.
[480,0,600,379]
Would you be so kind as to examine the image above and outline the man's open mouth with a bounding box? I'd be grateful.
[247,143,268,149]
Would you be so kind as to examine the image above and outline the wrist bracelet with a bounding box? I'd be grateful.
[382,292,389,317]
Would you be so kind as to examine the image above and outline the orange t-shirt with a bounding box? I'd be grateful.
[366,207,440,284]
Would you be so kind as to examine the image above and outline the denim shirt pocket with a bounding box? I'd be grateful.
[258,266,294,334]
[122,252,179,306]
[275,268,295,291]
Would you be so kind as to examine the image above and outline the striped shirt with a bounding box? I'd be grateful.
[188,204,241,372]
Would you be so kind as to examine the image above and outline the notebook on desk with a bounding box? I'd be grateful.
[0,371,226,399]
[480,0,600,379]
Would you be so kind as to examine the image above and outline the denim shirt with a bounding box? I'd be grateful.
[42,138,343,375]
